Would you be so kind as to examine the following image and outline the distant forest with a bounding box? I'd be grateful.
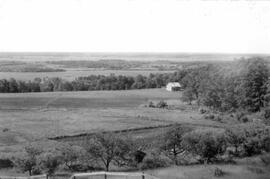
[0,71,186,92]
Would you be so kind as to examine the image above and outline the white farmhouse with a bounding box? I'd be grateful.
[166,82,182,91]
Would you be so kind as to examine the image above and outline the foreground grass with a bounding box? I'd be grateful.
[146,163,270,179]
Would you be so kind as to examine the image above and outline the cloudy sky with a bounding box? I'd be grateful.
[0,0,269,53]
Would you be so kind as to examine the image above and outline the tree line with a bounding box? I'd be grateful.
[180,57,270,112]
[0,71,187,93]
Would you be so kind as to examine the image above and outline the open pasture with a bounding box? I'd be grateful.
[146,163,270,179]
[0,89,218,147]
[0,69,173,81]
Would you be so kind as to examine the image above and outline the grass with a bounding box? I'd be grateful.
[0,89,220,148]
[146,164,270,179]
[0,69,173,81]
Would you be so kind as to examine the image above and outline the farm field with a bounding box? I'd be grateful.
[0,69,173,81]
[0,89,220,149]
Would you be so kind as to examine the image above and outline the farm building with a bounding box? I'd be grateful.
[166,82,182,91]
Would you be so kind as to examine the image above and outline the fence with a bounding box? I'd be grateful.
[0,172,160,179]
[0,174,47,179]
[70,172,160,179]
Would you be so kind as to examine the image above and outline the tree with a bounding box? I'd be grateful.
[38,151,62,176]
[161,125,192,164]
[182,130,227,163]
[181,88,195,105]
[225,126,246,156]
[8,78,18,93]
[57,143,86,171]
[85,133,132,171]
[13,145,42,176]
[239,58,269,112]
[181,65,213,101]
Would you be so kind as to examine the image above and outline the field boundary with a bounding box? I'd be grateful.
[49,122,223,141]
[48,124,176,140]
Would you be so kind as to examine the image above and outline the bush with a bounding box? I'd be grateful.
[199,108,208,114]
[148,101,155,108]
[264,108,270,119]
[263,108,270,124]
[235,111,249,123]
[214,167,225,177]
[2,128,9,132]
[225,126,246,156]
[140,153,172,169]
[182,130,227,163]
[156,101,168,108]
[243,137,262,156]
[260,153,270,166]
[0,158,13,168]
[204,114,215,120]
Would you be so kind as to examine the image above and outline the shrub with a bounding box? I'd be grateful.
[0,158,13,168]
[140,152,172,169]
[243,137,261,156]
[148,101,155,108]
[235,111,249,123]
[2,128,9,132]
[204,114,215,120]
[264,108,270,120]
[214,167,225,177]
[225,126,246,156]
[260,153,270,166]
[156,100,168,108]
[199,108,208,114]
[182,130,227,163]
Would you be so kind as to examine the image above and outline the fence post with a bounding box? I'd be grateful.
[104,173,107,179]
[142,174,145,179]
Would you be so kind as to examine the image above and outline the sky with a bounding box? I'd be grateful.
[0,0,269,54]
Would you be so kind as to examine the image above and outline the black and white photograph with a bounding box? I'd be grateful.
[0,0,270,178]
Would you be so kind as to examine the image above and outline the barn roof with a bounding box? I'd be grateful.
[167,82,181,87]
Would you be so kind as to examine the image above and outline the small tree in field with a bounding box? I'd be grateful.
[57,143,86,171]
[225,126,246,156]
[181,88,195,105]
[182,130,227,163]
[85,133,132,171]
[38,151,62,176]
[13,145,42,176]
[161,125,192,164]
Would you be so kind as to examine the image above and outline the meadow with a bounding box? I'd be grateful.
[0,69,173,81]
[0,89,218,148]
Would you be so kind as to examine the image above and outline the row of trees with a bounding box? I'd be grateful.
[6,123,270,176]
[181,58,270,112]
[0,71,187,93]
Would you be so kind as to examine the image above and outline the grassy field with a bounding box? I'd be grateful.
[0,88,268,179]
[146,164,270,179]
[0,89,220,148]
[0,69,174,81]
